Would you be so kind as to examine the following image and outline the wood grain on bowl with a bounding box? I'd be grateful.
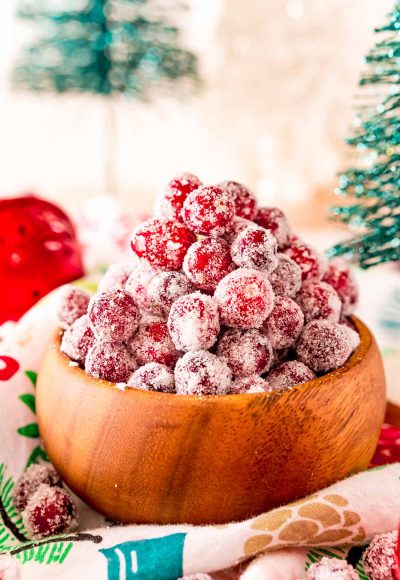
[36,317,386,525]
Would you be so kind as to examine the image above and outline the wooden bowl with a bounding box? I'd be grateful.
[36,317,386,525]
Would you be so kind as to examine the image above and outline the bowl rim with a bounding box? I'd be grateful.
[51,316,371,404]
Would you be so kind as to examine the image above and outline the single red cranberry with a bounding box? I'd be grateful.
[175,350,232,395]
[168,293,220,352]
[131,217,195,271]
[263,296,304,349]
[231,225,278,273]
[218,180,257,220]
[254,207,292,248]
[183,237,235,292]
[217,328,273,377]
[155,173,202,221]
[182,185,235,236]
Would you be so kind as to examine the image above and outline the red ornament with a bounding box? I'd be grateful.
[0,195,84,323]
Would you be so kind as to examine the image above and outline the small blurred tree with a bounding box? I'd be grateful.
[12,0,199,192]
[330,2,400,268]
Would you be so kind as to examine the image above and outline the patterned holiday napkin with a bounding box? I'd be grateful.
[0,292,399,580]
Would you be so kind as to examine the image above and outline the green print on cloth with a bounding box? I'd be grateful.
[16,370,48,468]
[100,534,187,580]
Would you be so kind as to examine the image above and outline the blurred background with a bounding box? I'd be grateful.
[0,0,394,224]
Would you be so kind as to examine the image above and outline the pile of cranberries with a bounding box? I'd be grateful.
[59,173,359,396]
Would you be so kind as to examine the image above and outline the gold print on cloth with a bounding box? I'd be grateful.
[244,494,365,557]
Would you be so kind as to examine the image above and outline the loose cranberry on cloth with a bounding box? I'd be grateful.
[0,195,84,323]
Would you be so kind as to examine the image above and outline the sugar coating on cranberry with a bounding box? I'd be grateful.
[284,242,327,282]
[224,217,256,243]
[214,268,275,328]
[230,374,269,394]
[183,237,235,292]
[13,464,62,512]
[362,531,398,580]
[296,320,352,372]
[155,172,202,221]
[129,317,180,367]
[0,554,21,580]
[263,296,304,349]
[85,341,136,382]
[168,293,220,351]
[268,360,316,390]
[182,185,235,236]
[88,288,139,342]
[323,258,359,315]
[218,180,257,220]
[22,484,78,540]
[306,556,358,579]
[147,271,194,317]
[217,328,273,377]
[297,281,341,323]
[131,217,195,271]
[125,260,157,311]
[231,226,278,274]
[128,362,175,393]
[340,324,360,352]
[98,261,137,292]
[254,207,292,248]
[268,253,302,298]
[61,314,94,365]
[175,350,232,395]
[56,285,90,329]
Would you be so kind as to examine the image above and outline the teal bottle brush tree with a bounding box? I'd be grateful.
[330,2,400,268]
[12,0,199,194]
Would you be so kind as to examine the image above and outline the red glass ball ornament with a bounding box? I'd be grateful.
[0,195,84,323]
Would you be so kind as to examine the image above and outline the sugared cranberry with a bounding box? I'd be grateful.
[362,531,398,580]
[22,484,77,539]
[218,180,257,220]
[61,314,94,365]
[56,285,90,329]
[306,556,358,579]
[131,217,195,271]
[183,237,235,292]
[98,261,137,292]
[268,253,302,298]
[296,320,352,372]
[13,464,62,512]
[129,317,180,367]
[155,173,202,221]
[284,242,327,282]
[147,271,194,317]
[224,217,255,243]
[182,185,235,236]
[175,350,232,395]
[168,293,220,351]
[231,226,278,274]
[297,281,341,323]
[230,375,269,394]
[323,258,359,315]
[268,360,315,390]
[88,289,139,342]
[217,328,273,377]
[85,341,136,382]
[263,296,304,349]
[214,268,275,328]
[254,207,292,248]
[127,362,175,393]
[125,260,157,311]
